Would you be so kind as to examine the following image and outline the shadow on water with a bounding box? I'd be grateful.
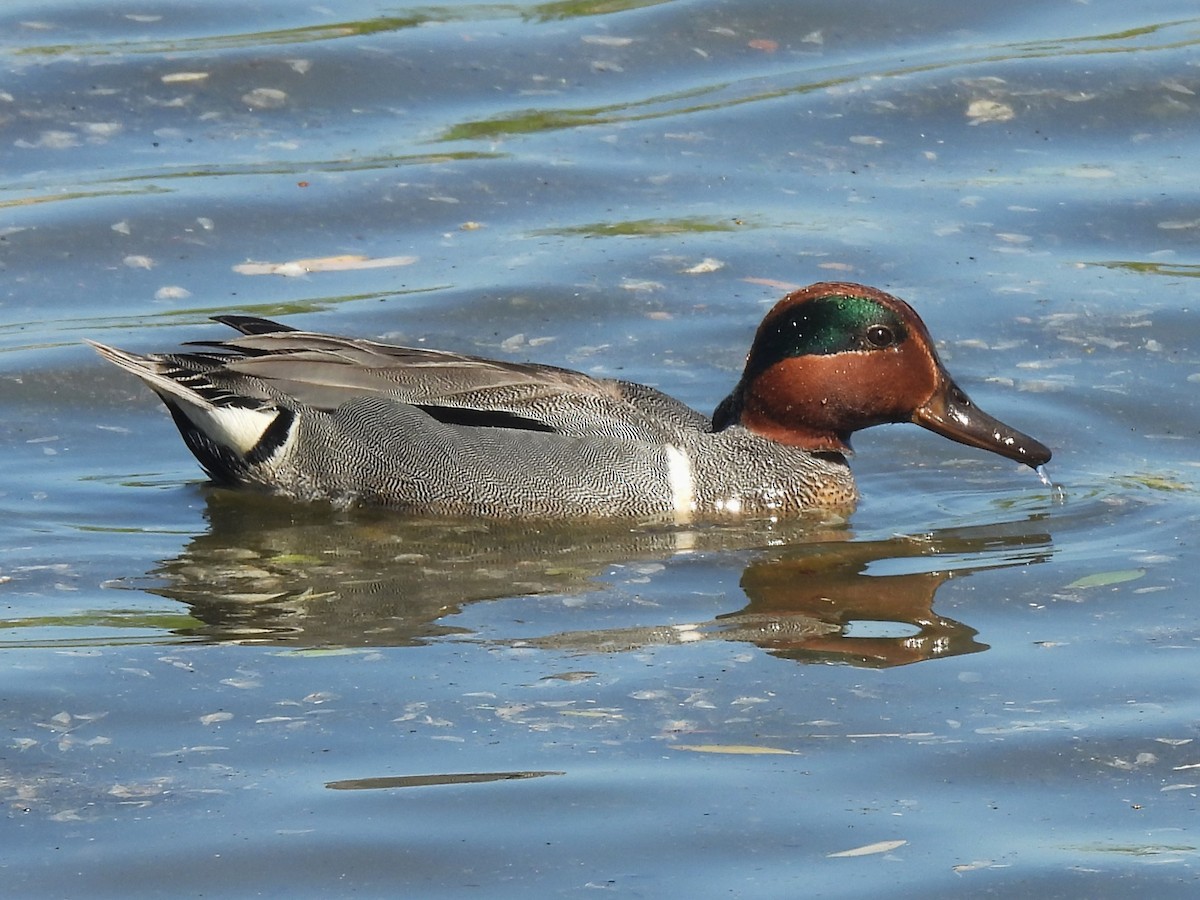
[129,490,1054,668]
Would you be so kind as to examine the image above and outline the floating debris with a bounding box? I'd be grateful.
[683,257,724,274]
[966,99,1014,124]
[234,254,417,276]
[161,72,209,84]
[241,87,288,109]
[671,743,796,755]
[1065,569,1146,590]
[828,839,908,858]
[326,771,563,790]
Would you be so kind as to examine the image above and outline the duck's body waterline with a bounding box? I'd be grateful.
[89,282,1051,521]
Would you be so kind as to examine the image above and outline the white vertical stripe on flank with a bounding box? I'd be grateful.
[663,444,695,524]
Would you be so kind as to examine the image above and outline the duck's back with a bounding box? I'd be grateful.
[210,320,708,443]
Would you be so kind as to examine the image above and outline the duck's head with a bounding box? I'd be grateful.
[714,282,1051,468]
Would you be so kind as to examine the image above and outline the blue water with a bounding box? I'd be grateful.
[3,1,1200,896]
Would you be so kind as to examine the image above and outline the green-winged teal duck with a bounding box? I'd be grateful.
[89,282,1051,521]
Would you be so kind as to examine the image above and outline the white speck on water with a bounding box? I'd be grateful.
[621,279,664,292]
[123,255,154,269]
[162,72,209,84]
[1017,378,1070,393]
[630,690,670,701]
[582,35,634,46]
[731,696,768,706]
[242,87,288,109]
[16,130,79,149]
[631,563,665,575]
[220,677,261,689]
[683,257,724,274]
[78,122,122,140]
[303,692,338,704]
[966,99,1014,124]
[828,839,908,858]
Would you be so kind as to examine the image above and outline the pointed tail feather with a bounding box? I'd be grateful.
[88,340,288,481]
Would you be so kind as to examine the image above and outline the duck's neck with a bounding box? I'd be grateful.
[712,382,853,455]
[711,387,741,432]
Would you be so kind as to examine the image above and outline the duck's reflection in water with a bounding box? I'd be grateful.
[143,491,1052,668]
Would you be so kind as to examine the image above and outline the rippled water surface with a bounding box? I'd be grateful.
[4,1,1200,896]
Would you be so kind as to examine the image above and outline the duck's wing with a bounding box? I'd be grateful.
[189,317,710,440]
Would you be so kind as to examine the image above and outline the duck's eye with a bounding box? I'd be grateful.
[865,324,896,348]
